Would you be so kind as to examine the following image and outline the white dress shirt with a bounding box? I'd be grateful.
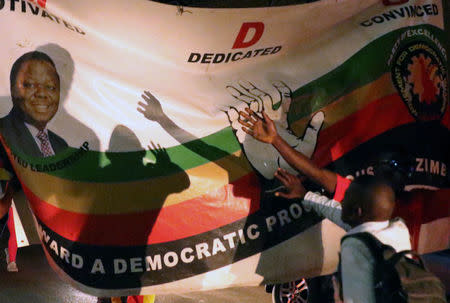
[24,122,55,156]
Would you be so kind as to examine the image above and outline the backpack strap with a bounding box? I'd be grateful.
[337,233,384,301]
[386,250,427,269]
[338,232,400,303]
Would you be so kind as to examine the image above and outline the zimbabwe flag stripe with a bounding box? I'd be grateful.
[24,172,261,246]
[313,93,415,167]
[11,150,254,214]
[290,73,396,136]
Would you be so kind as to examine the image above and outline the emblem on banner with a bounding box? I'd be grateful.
[390,32,448,121]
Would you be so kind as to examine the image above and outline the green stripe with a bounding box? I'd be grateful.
[288,24,447,123]
[10,127,242,182]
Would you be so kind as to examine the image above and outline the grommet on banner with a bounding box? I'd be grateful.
[383,0,408,5]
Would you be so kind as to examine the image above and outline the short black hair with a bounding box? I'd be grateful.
[345,175,374,206]
[346,175,395,212]
[10,51,59,93]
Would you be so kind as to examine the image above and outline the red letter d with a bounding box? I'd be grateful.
[232,22,265,49]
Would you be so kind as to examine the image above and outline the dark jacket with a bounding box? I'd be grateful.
[0,110,68,158]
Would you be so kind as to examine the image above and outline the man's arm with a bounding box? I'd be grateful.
[272,134,337,193]
[303,192,350,231]
[274,168,350,230]
[239,108,337,193]
[341,238,376,303]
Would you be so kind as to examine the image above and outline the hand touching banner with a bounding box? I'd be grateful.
[226,81,324,179]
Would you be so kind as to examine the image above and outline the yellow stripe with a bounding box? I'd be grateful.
[14,151,253,215]
[143,295,156,303]
[291,73,396,135]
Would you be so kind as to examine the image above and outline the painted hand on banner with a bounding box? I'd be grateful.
[226,81,291,143]
[225,81,324,179]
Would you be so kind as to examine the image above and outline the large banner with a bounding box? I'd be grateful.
[0,0,449,296]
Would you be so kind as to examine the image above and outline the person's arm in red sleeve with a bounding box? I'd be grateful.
[333,174,352,203]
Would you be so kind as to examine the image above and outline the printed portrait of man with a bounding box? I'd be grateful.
[0,51,68,158]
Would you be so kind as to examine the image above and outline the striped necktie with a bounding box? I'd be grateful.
[36,130,54,157]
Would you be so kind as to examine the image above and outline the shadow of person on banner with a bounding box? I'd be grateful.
[71,124,190,291]
[137,90,261,214]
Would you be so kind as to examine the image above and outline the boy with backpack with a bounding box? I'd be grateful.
[302,175,411,302]
[282,170,446,302]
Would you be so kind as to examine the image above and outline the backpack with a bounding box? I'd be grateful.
[337,232,446,303]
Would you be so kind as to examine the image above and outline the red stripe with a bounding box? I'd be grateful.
[393,188,450,250]
[25,173,261,246]
[313,94,415,167]
[7,208,17,262]
[420,189,450,224]
[127,297,144,303]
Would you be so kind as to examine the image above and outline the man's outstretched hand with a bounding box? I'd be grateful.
[274,168,306,199]
[225,81,292,143]
[238,108,278,144]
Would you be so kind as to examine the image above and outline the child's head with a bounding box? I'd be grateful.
[341,175,396,227]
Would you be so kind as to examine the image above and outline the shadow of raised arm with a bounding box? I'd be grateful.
[138,91,239,169]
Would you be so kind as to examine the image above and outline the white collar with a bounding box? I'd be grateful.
[346,220,390,235]
[24,121,48,137]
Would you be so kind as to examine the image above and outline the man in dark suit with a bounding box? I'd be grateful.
[0,51,68,158]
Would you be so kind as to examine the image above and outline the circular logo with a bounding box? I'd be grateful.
[391,41,448,121]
